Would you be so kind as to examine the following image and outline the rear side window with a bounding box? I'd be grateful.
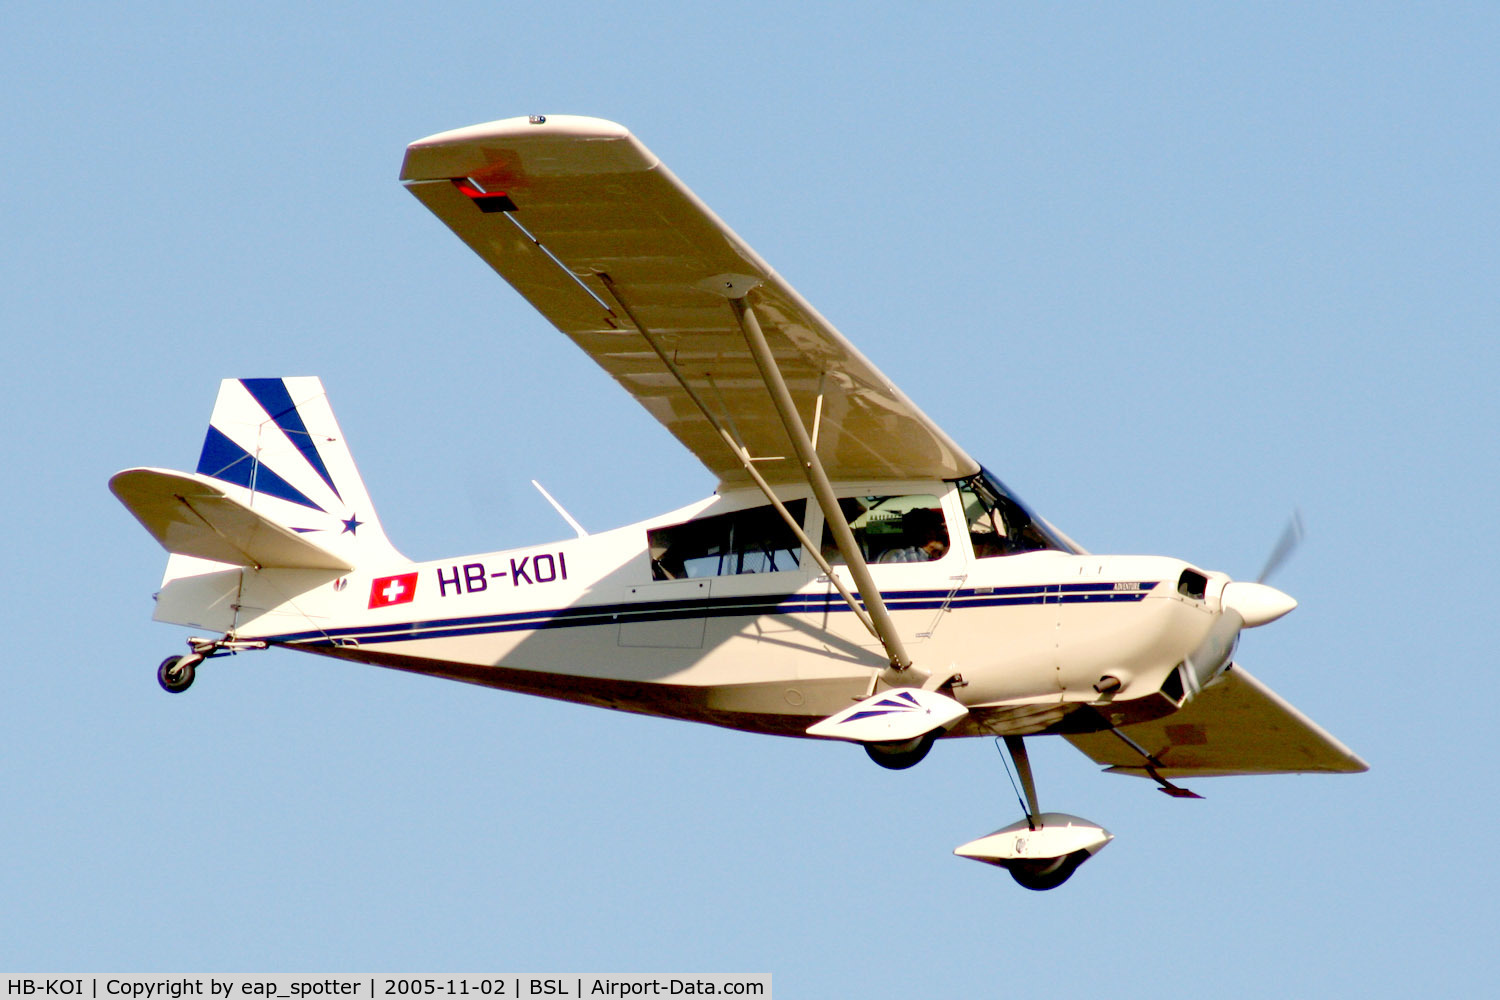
[649,500,807,580]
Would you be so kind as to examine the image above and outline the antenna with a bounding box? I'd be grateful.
[530,480,588,538]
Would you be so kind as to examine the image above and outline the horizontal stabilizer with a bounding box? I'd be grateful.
[1065,666,1368,777]
[110,468,353,572]
[807,687,968,743]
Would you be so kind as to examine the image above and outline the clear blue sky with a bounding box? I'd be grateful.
[5,2,1497,993]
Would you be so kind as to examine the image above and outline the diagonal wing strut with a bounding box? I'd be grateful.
[597,274,910,673]
[728,292,913,674]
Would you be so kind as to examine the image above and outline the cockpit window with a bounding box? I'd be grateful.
[957,469,1072,557]
[820,494,950,565]
[649,500,807,581]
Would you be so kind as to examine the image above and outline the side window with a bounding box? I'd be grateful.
[820,495,949,565]
[648,500,807,581]
[959,478,1060,558]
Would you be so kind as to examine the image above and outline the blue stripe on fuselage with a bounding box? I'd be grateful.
[263,581,1160,648]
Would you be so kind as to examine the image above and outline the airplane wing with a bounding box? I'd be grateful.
[1064,666,1369,778]
[400,115,979,488]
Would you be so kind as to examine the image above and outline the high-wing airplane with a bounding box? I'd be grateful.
[111,115,1366,889]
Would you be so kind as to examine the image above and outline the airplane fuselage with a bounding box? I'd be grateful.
[178,482,1226,741]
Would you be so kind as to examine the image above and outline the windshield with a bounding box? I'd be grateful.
[955,467,1077,556]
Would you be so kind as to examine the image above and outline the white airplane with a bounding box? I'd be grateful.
[111,115,1366,889]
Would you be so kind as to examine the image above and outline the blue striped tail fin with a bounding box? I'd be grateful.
[191,376,403,567]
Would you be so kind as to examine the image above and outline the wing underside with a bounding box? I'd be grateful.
[1065,666,1368,778]
[400,115,977,488]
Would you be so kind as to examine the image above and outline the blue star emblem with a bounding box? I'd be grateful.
[341,514,364,535]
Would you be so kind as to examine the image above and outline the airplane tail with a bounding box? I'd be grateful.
[111,377,406,632]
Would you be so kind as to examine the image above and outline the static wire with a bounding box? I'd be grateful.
[994,737,1030,818]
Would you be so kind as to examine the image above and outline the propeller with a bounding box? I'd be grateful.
[1256,509,1305,584]
[1182,512,1304,696]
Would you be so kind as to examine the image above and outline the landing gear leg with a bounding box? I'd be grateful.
[953,734,1113,890]
[1004,735,1041,829]
[999,735,1090,891]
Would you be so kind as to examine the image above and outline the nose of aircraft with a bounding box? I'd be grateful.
[1220,580,1298,627]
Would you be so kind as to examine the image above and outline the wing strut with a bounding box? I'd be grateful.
[729,295,913,673]
[594,274,884,647]
[1105,725,1203,799]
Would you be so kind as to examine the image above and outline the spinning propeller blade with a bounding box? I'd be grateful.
[1257,510,1305,584]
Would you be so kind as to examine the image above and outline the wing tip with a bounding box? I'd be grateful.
[408,113,628,146]
[401,114,650,182]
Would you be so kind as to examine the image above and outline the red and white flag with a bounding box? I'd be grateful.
[368,572,419,609]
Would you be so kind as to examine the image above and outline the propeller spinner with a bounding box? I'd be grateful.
[1182,513,1304,694]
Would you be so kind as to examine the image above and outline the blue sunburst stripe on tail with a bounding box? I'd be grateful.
[196,426,327,512]
[240,378,342,501]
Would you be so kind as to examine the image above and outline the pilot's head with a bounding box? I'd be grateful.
[903,507,948,554]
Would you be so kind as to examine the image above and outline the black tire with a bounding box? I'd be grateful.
[1008,850,1088,891]
[157,655,195,693]
[864,731,937,770]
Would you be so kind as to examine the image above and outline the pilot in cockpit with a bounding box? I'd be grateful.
[877,507,949,563]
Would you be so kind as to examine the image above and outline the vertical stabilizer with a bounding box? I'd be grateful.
[134,377,406,633]
[191,376,405,567]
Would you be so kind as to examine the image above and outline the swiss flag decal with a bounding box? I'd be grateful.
[368,572,419,609]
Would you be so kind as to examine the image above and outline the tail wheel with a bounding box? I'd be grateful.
[157,655,196,693]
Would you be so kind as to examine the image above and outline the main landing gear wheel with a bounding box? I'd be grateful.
[864,730,937,770]
[1006,850,1089,891]
[157,655,198,693]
